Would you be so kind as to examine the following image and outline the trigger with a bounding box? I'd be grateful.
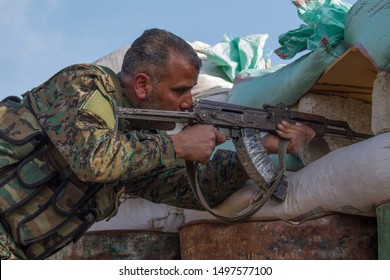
[218,127,232,140]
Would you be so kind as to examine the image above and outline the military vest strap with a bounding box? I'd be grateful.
[0,96,122,259]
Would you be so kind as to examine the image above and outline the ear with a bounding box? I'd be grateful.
[133,73,153,100]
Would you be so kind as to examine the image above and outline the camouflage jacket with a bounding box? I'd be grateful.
[25,64,177,183]
[0,64,248,259]
[0,64,178,259]
[24,63,248,208]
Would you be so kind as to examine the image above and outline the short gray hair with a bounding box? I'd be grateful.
[120,28,202,86]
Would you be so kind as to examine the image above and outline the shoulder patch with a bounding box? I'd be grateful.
[81,90,115,129]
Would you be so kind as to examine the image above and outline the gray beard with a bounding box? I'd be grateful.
[137,91,177,131]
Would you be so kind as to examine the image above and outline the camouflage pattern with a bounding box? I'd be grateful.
[0,92,119,259]
[24,64,177,183]
[127,150,249,209]
[0,98,45,168]
[24,63,249,208]
[0,63,249,259]
[0,222,27,260]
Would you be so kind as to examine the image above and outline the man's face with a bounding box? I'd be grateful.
[140,54,199,130]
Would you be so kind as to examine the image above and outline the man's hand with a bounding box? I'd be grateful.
[262,121,316,154]
[170,124,226,163]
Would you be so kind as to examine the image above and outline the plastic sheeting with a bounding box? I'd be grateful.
[207,34,271,82]
[275,0,352,59]
[227,0,352,108]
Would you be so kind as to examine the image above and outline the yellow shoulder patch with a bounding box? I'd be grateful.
[82,90,115,129]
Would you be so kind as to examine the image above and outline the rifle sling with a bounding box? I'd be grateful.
[278,139,289,170]
[185,139,288,223]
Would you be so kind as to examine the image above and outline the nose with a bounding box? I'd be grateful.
[180,90,193,110]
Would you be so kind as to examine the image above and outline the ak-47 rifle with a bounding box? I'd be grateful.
[116,99,372,222]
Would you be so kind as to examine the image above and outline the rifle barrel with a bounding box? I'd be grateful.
[116,107,196,123]
[326,127,372,140]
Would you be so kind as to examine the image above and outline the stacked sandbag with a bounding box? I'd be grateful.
[184,0,390,225]
[184,131,390,224]
[343,0,390,135]
[344,0,390,72]
[94,44,130,74]
[188,41,234,101]
[227,42,347,107]
[91,0,390,235]
[227,0,352,108]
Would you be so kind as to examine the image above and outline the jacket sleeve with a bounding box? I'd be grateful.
[27,64,176,183]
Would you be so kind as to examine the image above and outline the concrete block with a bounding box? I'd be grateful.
[372,73,390,134]
[295,93,372,165]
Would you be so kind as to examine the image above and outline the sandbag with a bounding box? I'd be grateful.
[226,0,353,108]
[89,198,184,233]
[227,41,347,107]
[344,0,390,71]
[252,132,390,221]
[93,45,130,74]
[183,133,390,223]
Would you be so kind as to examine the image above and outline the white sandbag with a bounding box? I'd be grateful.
[191,67,232,101]
[96,133,390,229]
[93,45,130,74]
[185,134,389,224]
[89,198,184,233]
[188,41,233,100]
[183,133,390,224]
[252,132,390,221]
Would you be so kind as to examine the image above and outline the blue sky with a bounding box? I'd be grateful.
[0,0,356,100]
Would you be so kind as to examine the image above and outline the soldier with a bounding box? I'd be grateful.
[0,28,314,259]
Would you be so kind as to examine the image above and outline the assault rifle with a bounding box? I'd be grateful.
[116,99,372,222]
[117,99,371,140]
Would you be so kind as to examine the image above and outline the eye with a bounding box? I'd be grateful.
[173,87,190,96]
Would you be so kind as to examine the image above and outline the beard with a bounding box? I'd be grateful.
[137,90,177,131]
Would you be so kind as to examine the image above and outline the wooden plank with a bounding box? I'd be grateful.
[180,215,377,260]
[310,48,377,103]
